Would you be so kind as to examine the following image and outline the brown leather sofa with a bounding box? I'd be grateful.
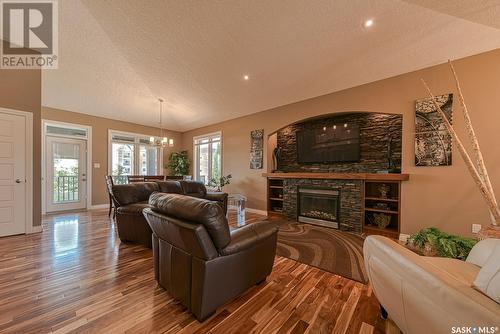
[110,180,228,248]
[143,193,278,321]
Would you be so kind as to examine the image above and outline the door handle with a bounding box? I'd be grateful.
[15,179,22,184]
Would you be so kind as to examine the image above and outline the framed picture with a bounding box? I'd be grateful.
[415,94,453,166]
[250,129,264,169]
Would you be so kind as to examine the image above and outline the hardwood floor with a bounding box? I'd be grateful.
[0,209,394,334]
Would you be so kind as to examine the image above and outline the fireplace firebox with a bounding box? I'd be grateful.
[298,187,340,228]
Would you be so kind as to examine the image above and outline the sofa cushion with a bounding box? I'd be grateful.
[156,181,183,194]
[149,192,230,250]
[112,182,159,206]
[474,244,500,303]
[467,238,500,267]
[179,180,207,197]
[117,202,150,215]
[423,256,480,286]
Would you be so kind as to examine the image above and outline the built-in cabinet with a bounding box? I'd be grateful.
[267,178,284,216]
[362,181,401,238]
[264,173,408,238]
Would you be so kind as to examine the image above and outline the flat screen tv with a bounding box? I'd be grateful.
[296,124,360,163]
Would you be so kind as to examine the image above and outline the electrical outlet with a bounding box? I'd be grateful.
[399,233,410,243]
[472,224,482,234]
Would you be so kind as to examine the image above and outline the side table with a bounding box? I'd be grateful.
[227,194,247,227]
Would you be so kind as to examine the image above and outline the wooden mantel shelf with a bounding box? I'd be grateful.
[262,172,410,181]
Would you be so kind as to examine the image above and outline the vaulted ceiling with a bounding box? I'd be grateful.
[42,0,500,132]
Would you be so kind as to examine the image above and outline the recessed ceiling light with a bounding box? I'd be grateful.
[243,75,249,80]
[364,19,374,28]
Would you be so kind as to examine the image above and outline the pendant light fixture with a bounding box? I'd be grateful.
[150,98,174,147]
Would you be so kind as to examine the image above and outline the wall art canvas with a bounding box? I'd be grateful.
[415,93,453,166]
[250,129,264,169]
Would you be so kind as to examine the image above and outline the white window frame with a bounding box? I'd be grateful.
[193,131,222,184]
[42,119,92,214]
[108,129,163,178]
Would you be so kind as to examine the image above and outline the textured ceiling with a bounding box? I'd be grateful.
[42,0,500,132]
[404,0,500,29]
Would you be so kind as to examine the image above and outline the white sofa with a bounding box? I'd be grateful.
[363,235,500,334]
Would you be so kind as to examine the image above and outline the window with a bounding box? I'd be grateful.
[194,132,221,185]
[109,130,162,184]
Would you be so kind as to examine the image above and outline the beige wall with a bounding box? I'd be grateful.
[42,107,182,206]
[0,66,42,227]
[182,48,500,237]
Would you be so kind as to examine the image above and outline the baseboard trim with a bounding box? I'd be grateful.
[228,205,268,216]
[90,204,110,210]
[27,225,43,234]
[247,208,268,216]
[89,204,266,214]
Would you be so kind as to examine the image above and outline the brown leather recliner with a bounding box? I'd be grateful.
[143,193,278,321]
[179,180,228,214]
[112,182,162,248]
[111,180,228,248]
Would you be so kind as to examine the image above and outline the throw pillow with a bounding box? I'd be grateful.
[473,244,500,303]
[467,238,500,267]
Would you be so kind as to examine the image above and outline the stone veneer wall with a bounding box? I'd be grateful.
[277,113,402,173]
[283,178,363,233]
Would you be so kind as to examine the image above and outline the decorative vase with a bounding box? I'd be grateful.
[378,184,390,199]
[373,213,391,229]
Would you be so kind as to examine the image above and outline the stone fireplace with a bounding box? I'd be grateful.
[298,187,340,228]
[265,112,406,234]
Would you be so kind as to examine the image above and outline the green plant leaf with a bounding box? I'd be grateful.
[408,227,476,260]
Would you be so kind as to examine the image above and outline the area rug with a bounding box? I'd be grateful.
[275,221,368,283]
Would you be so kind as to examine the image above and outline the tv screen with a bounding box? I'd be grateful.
[296,124,360,163]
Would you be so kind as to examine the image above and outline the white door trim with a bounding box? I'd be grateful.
[42,120,92,214]
[0,107,33,234]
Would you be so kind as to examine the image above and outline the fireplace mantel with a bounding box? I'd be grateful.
[262,172,410,182]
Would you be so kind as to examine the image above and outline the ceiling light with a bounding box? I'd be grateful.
[243,75,249,80]
[150,98,172,148]
[364,19,374,28]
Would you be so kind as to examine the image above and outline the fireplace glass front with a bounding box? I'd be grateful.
[298,187,340,228]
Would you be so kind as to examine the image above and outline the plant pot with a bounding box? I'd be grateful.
[406,240,438,256]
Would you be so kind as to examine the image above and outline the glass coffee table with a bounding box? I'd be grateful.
[227,194,247,227]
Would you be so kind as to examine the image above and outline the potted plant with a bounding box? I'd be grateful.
[210,174,232,192]
[167,150,190,176]
[408,227,476,260]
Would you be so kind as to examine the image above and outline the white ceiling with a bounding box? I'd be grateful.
[42,0,500,132]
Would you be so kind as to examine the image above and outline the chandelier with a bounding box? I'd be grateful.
[150,98,173,147]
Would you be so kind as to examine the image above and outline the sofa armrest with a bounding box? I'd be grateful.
[205,192,227,202]
[205,192,228,214]
[363,236,500,333]
[220,221,278,256]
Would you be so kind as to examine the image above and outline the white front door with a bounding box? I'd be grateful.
[46,137,87,212]
[0,112,27,237]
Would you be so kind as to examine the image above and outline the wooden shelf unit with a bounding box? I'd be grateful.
[267,178,284,215]
[363,181,401,238]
